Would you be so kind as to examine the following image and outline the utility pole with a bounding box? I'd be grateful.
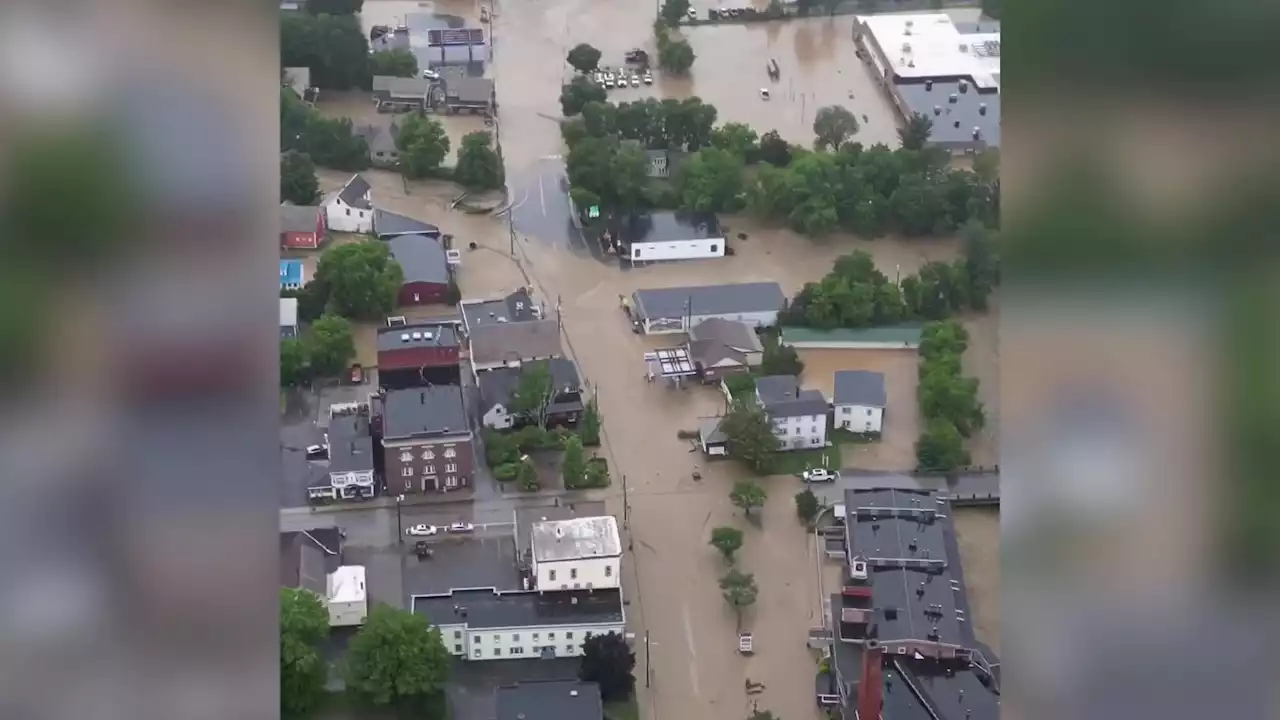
[622,474,630,529]
[396,494,405,544]
[645,631,652,687]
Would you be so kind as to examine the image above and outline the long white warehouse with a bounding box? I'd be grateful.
[629,281,786,334]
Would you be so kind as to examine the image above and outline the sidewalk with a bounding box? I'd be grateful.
[302,485,601,513]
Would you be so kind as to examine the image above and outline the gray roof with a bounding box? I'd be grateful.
[513,501,608,560]
[616,211,722,246]
[280,203,320,233]
[461,289,538,330]
[530,516,621,562]
[689,318,763,352]
[279,530,341,593]
[413,587,624,630]
[476,358,582,410]
[355,123,398,156]
[374,76,432,98]
[337,174,372,209]
[632,282,785,322]
[374,209,440,238]
[470,318,563,366]
[377,323,459,353]
[496,680,603,720]
[897,79,1000,150]
[755,375,828,417]
[402,535,522,596]
[687,340,746,369]
[698,416,727,445]
[833,370,887,407]
[327,414,374,473]
[381,386,469,440]
[388,234,450,285]
[445,76,493,105]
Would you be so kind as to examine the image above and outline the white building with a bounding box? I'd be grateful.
[630,282,786,335]
[323,174,374,233]
[326,566,368,626]
[854,13,1000,91]
[755,375,830,451]
[280,297,299,339]
[617,211,725,263]
[832,370,887,434]
[530,516,622,592]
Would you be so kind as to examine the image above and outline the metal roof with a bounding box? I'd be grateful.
[412,587,624,630]
[387,234,449,285]
[496,680,603,720]
[632,282,785,322]
[781,325,925,346]
[833,370,887,407]
[530,516,621,562]
[381,386,469,440]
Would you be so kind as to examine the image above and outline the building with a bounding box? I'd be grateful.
[630,282,785,334]
[469,318,564,373]
[280,298,299,339]
[755,375,829,451]
[613,211,725,263]
[376,323,461,389]
[687,318,764,380]
[422,26,489,67]
[373,209,442,239]
[496,680,604,720]
[280,259,307,291]
[780,325,924,350]
[460,289,542,332]
[442,74,495,114]
[832,370,886,434]
[375,386,473,494]
[280,203,325,249]
[355,123,400,166]
[529,516,622,592]
[387,234,452,306]
[697,416,728,457]
[323,174,374,233]
[372,76,439,112]
[326,566,368,626]
[477,358,584,430]
[308,406,377,503]
[854,13,1000,154]
[279,529,342,594]
[815,487,1000,720]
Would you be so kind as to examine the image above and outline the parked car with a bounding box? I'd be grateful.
[629,75,641,87]
[305,444,328,460]
[801,468,840,483]
[406,524,439,537]
[422,68,440,81]
[446,522,475,534]
[687,6,696,18]
[643,73,654,85]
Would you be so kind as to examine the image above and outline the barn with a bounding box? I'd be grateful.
[630,282,785,335]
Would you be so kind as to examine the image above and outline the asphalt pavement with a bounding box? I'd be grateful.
[804,470,1001,507]
[505,157,596,254]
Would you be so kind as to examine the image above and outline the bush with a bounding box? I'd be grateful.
[516,459,540,491]
[493,462,520,482]
[571,457,611,489]
[723,373,756,398]
[484,429,519,467]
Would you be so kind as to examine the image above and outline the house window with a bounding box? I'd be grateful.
[549,569,557,581]
[566,632,574,639]
[454,631,462,638]
[711,244,718,252]
[376,151,385,157]
[533,633,540,640]
[512,634,520,641]
[446,463,457,473]
[842,407,851,415]
[400,452,413,462]
[473,636,481,644]
[413,293,421,302]
[404,480,412,491]
[605,565,613,577]
[566,645,575,653]
[443,448,456,458]
[811,437,821,445]
[634,248,641,257]
[454,644,462,653]
[570,568,578,579]
[345,208,351,216]
[548,632,556,640]
[425,465,436,475]
[422,449,436,460]
[866,408,873,416]
[493,635,500,642]
[401,467,413,477]
[445,475,458,488]
[493,648,502,657]
[510,647,524,655]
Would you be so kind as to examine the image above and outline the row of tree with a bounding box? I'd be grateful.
[780,241,996,330]
[282,588,639,718]
[914,320,986,472]
[281,10,423,90]
[282,88,371,172]
[280,315,356,387]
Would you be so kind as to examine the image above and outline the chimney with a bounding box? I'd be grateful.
[933,105,941,116]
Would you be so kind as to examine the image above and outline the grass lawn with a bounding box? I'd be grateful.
[768,443,843,476]
[831,427,876,445]
[604,698,641,720]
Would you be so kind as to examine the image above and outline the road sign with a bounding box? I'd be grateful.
[587,205,600,219]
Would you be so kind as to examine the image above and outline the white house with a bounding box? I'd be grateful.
[630,282,786,335]
[530,516,622,592]
[616,211,725,263]
[280,297,299,339]
[326,566,368,626]
[755,375,830,451]
[323,174,374,233]
[832,370,886,434]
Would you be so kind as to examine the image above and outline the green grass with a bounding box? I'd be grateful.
[831,427,878,445]
[768,443,843,476]
[604,698,641,720]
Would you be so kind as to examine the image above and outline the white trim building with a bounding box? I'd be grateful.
[323,174,374,233]
[616,211,725,263]
[832,370,887,434]
[326,566,368,626]
[530,516,622,592]
[630,282,786,335]
[755,375,830,451]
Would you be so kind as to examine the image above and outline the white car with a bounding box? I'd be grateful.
[406,524,439,537]
[802,468,840,483]
[422,69,440,81]
[687,6,697,18]
[629,75,640,87]
[643,73,653,85]
[446,522,475,534]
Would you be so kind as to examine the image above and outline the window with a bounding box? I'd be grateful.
[454,644,462,653]
[549,569,556,581]
[493,635,500,642]
[445,476,458,488]
[413,293,420,302]
[345,208,351,216]
[570,568,578,579]
[566,632,574,639]
[446,463,457,473]
[493,648,502,656]
[401,467,413,477]
[399,451,412,462]
[710,244,718,253]
[443,448,456,458]
[811,426,818,434]
[566,645,575,653]
[473,636,481,644]
[548,632,556,640]
[605,565,613,577]
[533,633,540,640]
[510,646,524,655]
[512,634,520,642]
[842,407,851,415]
[866,408,873,416]
[634,248,641,257]
[473,649,481,658]
[422,449,435,460]
[810,437,821,445]
[454,630,462,639]
[425,465,436,475]
[403,480,412,491]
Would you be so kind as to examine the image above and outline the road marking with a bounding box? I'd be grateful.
[538,173,547,216]
[682,605,702,697]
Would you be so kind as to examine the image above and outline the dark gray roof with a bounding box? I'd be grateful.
[388,234,450,285]
[413,588,624,629]
[513,501,609,560]
[689,318,762,352]
[496,680,603,720]
[280,530,341,593]
[355,124,398,156]
[632,282,785,322]
[402,535,522,596]
[337,174,372,209]
[477,358,582,409]
[952,20,1001,34]
[470,318,563,366]
[461,289,538,330]
[616,211,722,246]
[280,203,320,233]
[445,76,493,105]
[327,414,374,473]
[896,80,1000,150]
[377,323,459,352]
[688,340,747,369]
[381,386,469,440]
[833,370,887,407]
[426,28,485,46]
[375,210,440,238]
[756,375,828,417]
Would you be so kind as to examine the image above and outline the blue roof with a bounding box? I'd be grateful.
[280,260,304,288]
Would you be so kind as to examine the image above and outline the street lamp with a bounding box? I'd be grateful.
[396,494,406,543]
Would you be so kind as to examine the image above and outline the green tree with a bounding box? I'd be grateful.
[579,631,636,702]
[795,488,820,525]
[898,112,934,151]
[720,397,779,473]
[562,434,587,488]
[659,0,691,25]
[760,334,805,376]
[313,241,404,320]
[517,458,540,491]
[580,396,602,446]
[710,526,744,561]
[889,173,948,235]
[710,122,760,161]
[282,282,328,323]
[677,147,746,213]
[369,48,418,78]
[454,131,505,190]
[657,36,696,74]
[343,604,452,709]
[919,319,970,361]
[916,416,970,471]
[719,568,759,616]
[300,113,371,171]
[281,13,370,90]
[919,365,985,437]
[567,43,603,73]
[508,360,553,426]
[280,150,321,205]
[395,113,451,178]
[280,337,312,387]
[305,0,362,14]
[307,314,356,376]
[611,144,652,214]
[560,75,607,116]
[813,105,859,151]
[757,130,793,166]
[280,588,329,719]
[960,221,996,310]
[749,710,779,720]
[730,479,768,516]
[581,101,619,138]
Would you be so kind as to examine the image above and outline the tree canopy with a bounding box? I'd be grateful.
[307,314,356,376]
[658,0,691,26]
[719,568,759,613]
[580,396,602,446]
[812,105,859,151]
[567,43,603,73]
[281,12,370,90]
[579,631,636,702]
[757,130,793,167]
[508,360,552,423]
[282,89,371,171]
[454,131,505,190]
[676,147,746,213]
[710,526,744,561]
[562,434,587,489]
[730,479,768,516]
[720,397,778,473]
[795,488,820,525]
[280,588,329,718]
[370,48,419,78]
[343,604,452,708]
[280,336,312,387]
[710,122,760,161]
[897,112,934,151]
[657,34,696,74]
[306,0,362,14]
[915,320,984,471]
[280,150,321,206]
[312,240,404,320]
[560,75,608,116]
[395,113,451,178]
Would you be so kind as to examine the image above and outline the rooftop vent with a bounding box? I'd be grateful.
[959,81,969,93]
[978,103,987,115]
[972,127,981,139]
[954,120,961,128]
[901,42,911,53]
[400,333,410,342]
[516,301,525,311]
[959,43,969,53]
[423,331,434,340]
[948,93,958,104]
[411,332,422,340]
[570,690,579,697]
[924,79,933,91]
[933,105,941,116]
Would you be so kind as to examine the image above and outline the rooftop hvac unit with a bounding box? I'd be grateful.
[400,333,411,342]
[411,332,422,340]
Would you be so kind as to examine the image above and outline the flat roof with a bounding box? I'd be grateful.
[381,386,469,440]
[531,516,621,563]
[496,680,603,720]
[858,13,1000,90]
[780,325,924,346]
[514,501,609,559]
[327,565,366,603]
[616,211,722,246]
[403,535,523,596]
[327,414,374,473]
[461,289,538,331]
[897,80,1000,149]
[632,282,785,322]
[376,323,460,353]
[413,587,624,630]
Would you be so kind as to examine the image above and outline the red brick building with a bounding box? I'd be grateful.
[280,203,324,250]
[373,386,473,495]
[376,324,461,389]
